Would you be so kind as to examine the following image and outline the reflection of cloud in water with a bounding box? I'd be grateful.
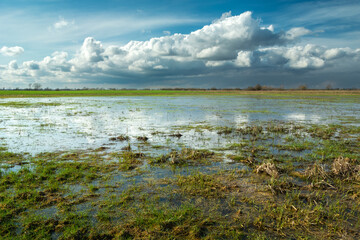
[287,113,306,121]
[124,110,156,136]
[310,115,321,123]
[235,115,248,126]
[0,96,356,154]
[205,114,222,123]
[286,113,321,123]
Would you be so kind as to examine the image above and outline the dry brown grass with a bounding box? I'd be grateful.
[332,156,352,176]
[256,162,279,178]
[305,163,329,180]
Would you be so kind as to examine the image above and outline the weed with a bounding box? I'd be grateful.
[109,135,130,141]
[331,156,352,177]
[256,162,279,178]
[305,162,329,181]
[137,136,149,142]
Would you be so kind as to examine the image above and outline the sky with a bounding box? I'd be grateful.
[0,0,359,89]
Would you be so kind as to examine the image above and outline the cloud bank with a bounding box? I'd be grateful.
[1,11,359,88]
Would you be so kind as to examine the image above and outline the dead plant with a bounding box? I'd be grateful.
[256,162,279,178]
[305,162,329,180]
[331,156,352,176]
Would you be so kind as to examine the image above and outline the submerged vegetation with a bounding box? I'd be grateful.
[0,94,359,239]
[0,101,61,108]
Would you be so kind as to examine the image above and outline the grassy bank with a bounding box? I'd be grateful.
[0,89,359,98]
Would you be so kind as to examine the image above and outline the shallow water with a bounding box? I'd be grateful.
[1,95,359,239]
[0,96,358,155]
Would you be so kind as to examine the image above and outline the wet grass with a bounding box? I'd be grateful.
[0,94,359,239]
[0,101,61,108]
[149,148,216,166]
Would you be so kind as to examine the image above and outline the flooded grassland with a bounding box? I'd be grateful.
[0,94,359,239]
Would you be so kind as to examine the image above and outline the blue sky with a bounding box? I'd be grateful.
[0,0,359,88]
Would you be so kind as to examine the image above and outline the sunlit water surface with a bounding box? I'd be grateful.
[0,96,358,155]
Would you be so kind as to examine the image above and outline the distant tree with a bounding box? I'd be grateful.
[298,85,307,90]
[28,83,32,89]
[33,83,42,90]
[326,84,333,90]
[254,84,262,91]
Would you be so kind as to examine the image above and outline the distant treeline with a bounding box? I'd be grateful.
[0,84,357,91]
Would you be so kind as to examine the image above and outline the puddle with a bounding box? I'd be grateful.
[0,163,33,173]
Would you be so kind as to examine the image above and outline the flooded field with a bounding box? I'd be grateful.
[0,94,359,239]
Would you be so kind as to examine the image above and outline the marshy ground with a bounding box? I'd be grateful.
[0,91,359,239]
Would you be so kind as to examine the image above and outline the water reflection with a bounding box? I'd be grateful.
[235,115,249,126]
[286,113,321,122]
[0,96,358,154]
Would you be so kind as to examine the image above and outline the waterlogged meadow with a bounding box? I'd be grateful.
[0,93,359,239]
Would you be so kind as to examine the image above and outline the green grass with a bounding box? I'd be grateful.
[0,101,61,107]
[0,151,25,162]
[0,89,359,98]
[275,140,314,151]
[0,108,359,238]
[241,109,276,114]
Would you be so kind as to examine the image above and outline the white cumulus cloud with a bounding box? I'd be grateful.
[285,27,312,40]
[0,46,24,56]
[255,44,360,70]
[1,11,359,88]
[52,17,74,30]
[8,60,18,70]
